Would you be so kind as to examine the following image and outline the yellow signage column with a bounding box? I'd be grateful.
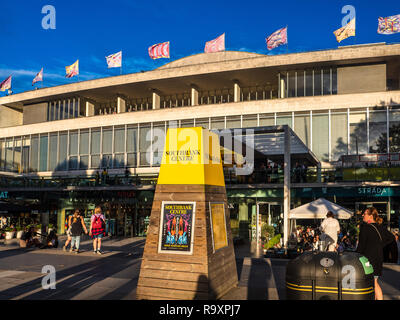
[136,127,238,300]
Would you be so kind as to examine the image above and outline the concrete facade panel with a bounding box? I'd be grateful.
[338,64,386,94]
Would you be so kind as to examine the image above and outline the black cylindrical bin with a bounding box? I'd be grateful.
[286,251,374,300]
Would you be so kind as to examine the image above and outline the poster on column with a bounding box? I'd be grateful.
[209,202,228,252]
[158,201,196,254]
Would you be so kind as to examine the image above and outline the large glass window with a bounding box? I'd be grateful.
[305,69,313,96]
[349,110,368,155]
[323,69,331,95]
[102,128,113,168]
[294,113,310,147]
[259,114,275,126]
[39,134,48,171]
[211,117,225,130]
[13,138,21,173]
[49,133,58,171]
[139,125,151,167]
[153,123,165,166]
[276,113,292,128]
[369,110,387,153]
[102,128,112,154]
[331,110,348,161]
[195,118,210,129]
[314,69,322,96]
[312,112,329,161]
[22,136,30,173]
[389,108,400,152]
[114,126,125,168]
[332,68,337,95]
[127,126,138,167]
[180,119,194,128]
[5,139,13,171]
[59,101,64,120]
[226,116,241,129]
[0,140,4,170]
[297,71,305,97]
[58,132,67,171]
[79,130,89,169]
[288,72,296,98]
[90,129,100,169]
[243,115,257,128]
[30,135,39,172]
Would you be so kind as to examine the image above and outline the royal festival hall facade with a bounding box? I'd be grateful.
[1,43,400,240]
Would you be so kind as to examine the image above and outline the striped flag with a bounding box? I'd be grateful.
[0,76,11,92]
[266,27,288,50]
[32,68,43,85]
[106,51,122,68]
[334,18,356,43]
[65,60,79,78]
[378,14,400,34]
[204,33,225,53]
[148,42,170,59]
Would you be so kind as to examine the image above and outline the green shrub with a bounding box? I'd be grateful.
[261,223,275,241]
[264,234,282,250]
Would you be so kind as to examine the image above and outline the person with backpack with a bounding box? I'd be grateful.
[68,209,88,254]
[356,207,393,300]
[90,206,106,254]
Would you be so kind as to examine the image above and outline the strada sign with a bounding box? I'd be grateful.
[0,191,8,199]
[357,187,389,196]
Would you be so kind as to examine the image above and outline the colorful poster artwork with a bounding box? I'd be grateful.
[159,202,195,254]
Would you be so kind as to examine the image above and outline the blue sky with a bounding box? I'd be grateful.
[0,0,399,95]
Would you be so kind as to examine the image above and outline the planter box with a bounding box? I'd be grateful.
[16,231,24,239]
[5,231,15,240]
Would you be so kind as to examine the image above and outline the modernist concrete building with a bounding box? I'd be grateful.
[0,42,400,240]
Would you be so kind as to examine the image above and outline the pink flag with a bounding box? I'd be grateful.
[266,26,288,50]
[0,76,11,92]
[148,42,170,59]
[32,68,43,85]
[204,33,225,53]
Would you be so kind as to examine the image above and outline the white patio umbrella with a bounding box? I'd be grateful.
[289,198,353,220]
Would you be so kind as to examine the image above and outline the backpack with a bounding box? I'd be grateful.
[92,215,104,229]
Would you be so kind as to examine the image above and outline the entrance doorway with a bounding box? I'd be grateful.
[256,202,283,236]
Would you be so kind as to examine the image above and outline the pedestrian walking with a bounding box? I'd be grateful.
[356,207,394,300]
[63,213,73,251]
[90,206,106,254]
[320,211,340,252]
[68,209,88,254]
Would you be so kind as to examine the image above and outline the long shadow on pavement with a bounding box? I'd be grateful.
[0,239,145,300]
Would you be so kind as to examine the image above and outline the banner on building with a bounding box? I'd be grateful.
[0,76,11,91]
[65,60,79,78]
[377,14,400,34]
[266,26,288,50]
[204,33,225,53]
[32,68,43,85]
[334,18,356,43]
[106,51,122,68]
[158,201,195,254]
[148,42,170,59]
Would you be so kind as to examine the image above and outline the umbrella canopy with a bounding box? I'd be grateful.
[289,198,353,220]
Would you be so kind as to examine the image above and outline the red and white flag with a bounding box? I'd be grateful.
[204,33,225,53]
[0,75,11,92]
[32,68,43,85]
[148,42,170,59]
[266,26,288,50]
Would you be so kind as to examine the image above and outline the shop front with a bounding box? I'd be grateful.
[3,189,155,238]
